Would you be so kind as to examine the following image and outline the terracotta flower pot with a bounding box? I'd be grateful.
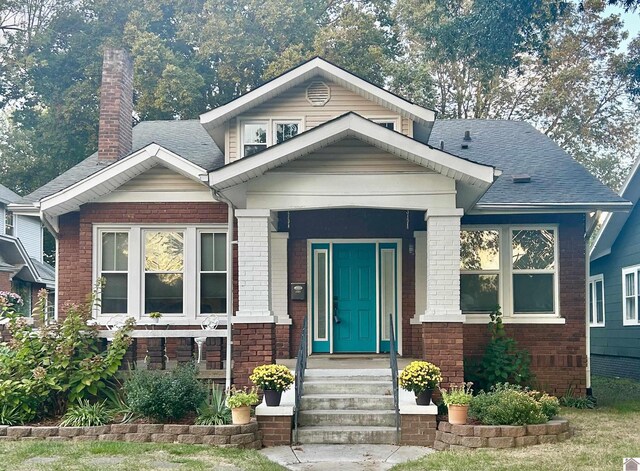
[415,389,433,405]
[231,406,251,425]
[264,389,283,407]
[448,404,469,425]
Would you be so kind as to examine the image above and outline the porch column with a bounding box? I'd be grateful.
[421,208,465,388]
[233,209,276,387]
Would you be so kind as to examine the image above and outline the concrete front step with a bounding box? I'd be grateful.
[304,368,391,378]
[304,380,392,395]
[301,394,394,410]
[296,425,397,444]
[298,409,396,427]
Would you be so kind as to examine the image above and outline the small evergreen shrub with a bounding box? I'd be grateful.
[469,384,550,425]
[124,363,206,422]
[465,307,533,391]
[60,399,113,427]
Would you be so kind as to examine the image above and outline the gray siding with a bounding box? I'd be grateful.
[14,215,42,262]
[590,202,640,368]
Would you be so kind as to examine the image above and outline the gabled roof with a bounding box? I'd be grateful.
[0,184,20,205]
[15,120,222,206]
[199,57,437,133]
[590,155,640,261]
[429,120,630,212]
[0,234,54,288]
[209,112,497,192]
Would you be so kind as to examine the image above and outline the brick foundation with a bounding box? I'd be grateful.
[232,323,275,388]
[400,414,437,446]
[422,322,464,389]
[256,415,292,446]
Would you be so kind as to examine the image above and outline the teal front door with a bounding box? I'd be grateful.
[333,243,377,352]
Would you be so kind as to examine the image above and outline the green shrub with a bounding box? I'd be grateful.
[465,307,533,391]
[0,285,134,423]
[528,390,561,419]
[196,384,231,425]
[226,386,259,409]
[124,363,206,422]
[469,384,548,425]
[60,399,113,427]
[560,394,596,409]
[0,404,25,426]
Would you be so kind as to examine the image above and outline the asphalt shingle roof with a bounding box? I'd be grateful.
[18,117,624,209]
[18,120,222,204]
[0,184,20,205]
[429,119,624,206]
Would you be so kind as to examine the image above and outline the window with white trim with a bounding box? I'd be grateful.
[622,265,640,325]
[588,274,605,327]
[460,225,559,318]
[460,229,500,313]
[95,225,227,322]
[241,119,301,157]
[5,210,14,236]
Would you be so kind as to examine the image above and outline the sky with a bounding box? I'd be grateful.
[604,4,640,49]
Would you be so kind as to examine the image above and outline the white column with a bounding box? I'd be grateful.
[235,209,275,323]
[270,231,291,325]
[420,208,465,323]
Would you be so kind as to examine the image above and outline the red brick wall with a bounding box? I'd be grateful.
[288,239,307,356]
[422,322,464,389]
[462,214,587,396]
[0,272,11,291]
[232,323,275,388]
[257,415,292,446]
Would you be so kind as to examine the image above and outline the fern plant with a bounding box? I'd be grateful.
[60,399,113,427]
[196,384,231,425]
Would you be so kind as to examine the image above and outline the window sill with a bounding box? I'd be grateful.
[97,329,228,339]
[589,323,606,328]
[463,314,566,325]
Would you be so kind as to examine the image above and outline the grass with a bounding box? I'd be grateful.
[392,375,640,471]
[0,441,286,471]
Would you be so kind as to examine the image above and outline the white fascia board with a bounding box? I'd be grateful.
[209,113,494,190]
[0,235,41,284]
[475,202,632,213]
[40,144,208,217]
[7,203,40,215]
[199,58,436,130]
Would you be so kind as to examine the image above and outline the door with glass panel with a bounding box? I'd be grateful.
[311,242,398,354]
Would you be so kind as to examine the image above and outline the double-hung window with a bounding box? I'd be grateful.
[588,275,605,327]
[95,226,228,322]
[622,265,640,325]
[241,119,301,157]
[460,229,500,313]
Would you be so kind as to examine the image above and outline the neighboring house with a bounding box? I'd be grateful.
[590,157,640,381]
[0,184,54,321]
[12,49,630,397]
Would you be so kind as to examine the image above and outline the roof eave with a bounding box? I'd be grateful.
[473,201,632,213]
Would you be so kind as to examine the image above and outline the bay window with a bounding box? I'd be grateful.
[94,225,227,322]
[240,119,301,157]
[460,225,559,319]
[622,265,640,325]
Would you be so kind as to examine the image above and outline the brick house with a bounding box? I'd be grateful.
[11,49,629,403]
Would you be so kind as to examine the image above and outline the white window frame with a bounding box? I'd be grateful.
[98,229,131,316]
[197,230,228,316]
[371,117,401,131]
[462,224,562,324]
[239,117,304,157]
[313,248,329,342]
[460,227,502,314]
[622,265,640,326]
[93,224,227,324]
[588,274,605,327]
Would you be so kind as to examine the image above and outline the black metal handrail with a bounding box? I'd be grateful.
[293,316,308,444]
[389,313,400,445]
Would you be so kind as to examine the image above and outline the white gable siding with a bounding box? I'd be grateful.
[97,165,214,203]
[227,79,412,162]
[15,215,43,261]
[0,205,5,235]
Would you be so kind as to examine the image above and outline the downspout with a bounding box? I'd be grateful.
[585,232,592,394]
[210,187,235,390]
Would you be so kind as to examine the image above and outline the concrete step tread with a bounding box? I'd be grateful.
[302,393,392,398]
[304,369,391,376]
[299,410,395,415]
[297,425,397,432]
[304,379,391,384]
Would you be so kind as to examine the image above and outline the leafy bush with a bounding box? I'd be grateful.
[465,307,533,391]
[560,394,596,409]
[196,384,231,425]
[469,384,549,425]
[0,404,24,426]
[0,286,134,424]
[441,382,474,406]
[226,386,260,409]
[124,363,206,422]
[528,390,561,419]
[60,399,113,427]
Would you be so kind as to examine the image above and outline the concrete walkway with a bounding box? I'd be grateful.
[260,444,434,470]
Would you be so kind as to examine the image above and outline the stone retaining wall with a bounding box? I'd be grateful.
[434,419,571,451]
[0,421,262,449]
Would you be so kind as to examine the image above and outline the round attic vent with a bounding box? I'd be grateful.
[306,81,331,106]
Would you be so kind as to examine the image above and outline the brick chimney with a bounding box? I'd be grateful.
[98,48,133,163]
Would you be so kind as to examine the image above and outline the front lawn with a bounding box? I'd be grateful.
[0,441,286,471]
[393,375,640,471]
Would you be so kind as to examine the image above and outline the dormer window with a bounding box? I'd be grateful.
[241,119,302,157]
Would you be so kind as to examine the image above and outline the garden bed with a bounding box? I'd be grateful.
[433,418,572,451]
[0,420,262,449]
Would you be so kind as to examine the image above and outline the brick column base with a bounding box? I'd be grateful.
[275,325,290,359]
[232,323,276,388]
[400,414,437,446]
[146,338,166,370]
[206,338,223,370]
[422,322,464,389]
[257,415,292,446]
